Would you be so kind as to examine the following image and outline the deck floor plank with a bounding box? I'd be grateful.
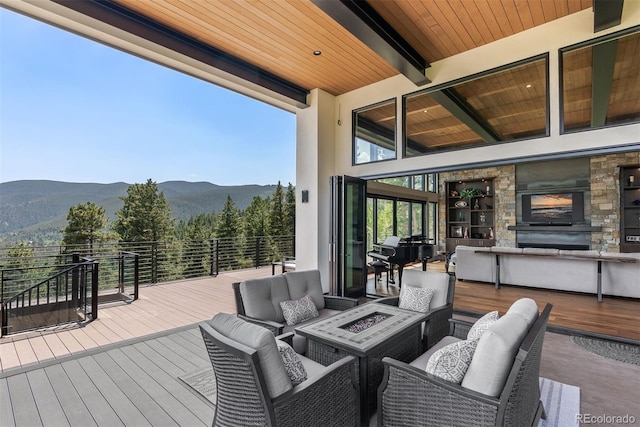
[75,356,150,426]
[127,343,214,424]
[0,378,16,427]
[26,369,69,427]
[0,342,20,372]
[59,359,124,427]
[108,347,207,427]
[44,363,96,427]
[5,374,41,427]
[13,339,38,367]
[147,335,207,372]
[91,351,179,427]
[28,336,55,363]
[41,333,71,360]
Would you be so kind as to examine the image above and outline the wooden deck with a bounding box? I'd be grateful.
[1,265,639,426]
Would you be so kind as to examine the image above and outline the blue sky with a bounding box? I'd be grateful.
[0,8,296,186]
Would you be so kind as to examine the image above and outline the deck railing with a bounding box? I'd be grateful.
[1,254,98,336]
[0,235,294,302]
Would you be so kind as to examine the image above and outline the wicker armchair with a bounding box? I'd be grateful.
[200,315,360,427]
[374,270,455,351]
[232,270,359,353]
[377,302,552,427]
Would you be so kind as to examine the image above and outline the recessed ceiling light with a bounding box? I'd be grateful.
[423,109,428,113]
[525,84,533,89]
[313,50,322,56]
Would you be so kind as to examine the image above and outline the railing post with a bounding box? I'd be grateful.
[151,242,158,284]
[133,253,139,300]
[72,253,80,309]
[1,302,7,337]
[119,252,125,294]
[92,261,99,320]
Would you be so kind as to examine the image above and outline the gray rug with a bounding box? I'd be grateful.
[179,367,579,427]
[178,366,217,406]
[571,336,640,366]
[539,377,580,427]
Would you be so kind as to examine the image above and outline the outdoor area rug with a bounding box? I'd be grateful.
[570,336,640,366]
[539,377,580,427]
[179,366,579,426]
[178,366,217,406]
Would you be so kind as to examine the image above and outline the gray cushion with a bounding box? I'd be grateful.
[240,275,290,323]
[284,308,341,354]
[467,311,499,341]
[284,270,325,310]
[505,298,538,328]
[461,312,530,397]
[280,295,319,326]
[298,354,326,379]
[209,313,292,398]
[276,340,307,385]
[401,270,450,309]
[399,286,435,313]
[426,339,478,383]
[410,336,461,370]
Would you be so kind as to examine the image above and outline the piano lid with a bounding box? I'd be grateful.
[379,236,401,247]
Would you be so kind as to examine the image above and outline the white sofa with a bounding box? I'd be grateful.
[454,245,640,299]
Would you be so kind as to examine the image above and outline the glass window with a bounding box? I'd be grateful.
[428,202,437,242]
[411,202,424,237]
[376,199,394,242]
[561,29,640,132]
[412,175,424,191]
[366,197,374,252]
[354,99,396,164]
[427,173,437,192]
[404,55,549,156]
[397,201,410,238]
[378,176,409,187]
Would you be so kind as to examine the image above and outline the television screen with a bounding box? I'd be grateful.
[522,192,584,224]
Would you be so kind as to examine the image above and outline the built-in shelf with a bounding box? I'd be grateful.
[507,225,602,232]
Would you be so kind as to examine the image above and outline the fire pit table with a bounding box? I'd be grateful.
[295,303,427,425]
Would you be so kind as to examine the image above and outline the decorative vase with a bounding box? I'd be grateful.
[474,199,480,210]
[480,212,486,224]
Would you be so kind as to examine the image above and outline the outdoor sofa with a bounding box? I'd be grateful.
[232,269,359,353]
[454,245,640,298]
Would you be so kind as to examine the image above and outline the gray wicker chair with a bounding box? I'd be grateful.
[374,270,456,351]
[200,318,360,427]
[377,303,552,427]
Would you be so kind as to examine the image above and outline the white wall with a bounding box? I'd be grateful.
[296,89,336,291]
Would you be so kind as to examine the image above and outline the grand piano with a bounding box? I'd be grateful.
[368,235,434,287]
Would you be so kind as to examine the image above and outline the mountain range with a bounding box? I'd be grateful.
[0,180,280,245]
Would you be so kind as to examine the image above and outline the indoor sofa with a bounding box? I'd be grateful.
[454,245,640,298]
[232,269,359,353]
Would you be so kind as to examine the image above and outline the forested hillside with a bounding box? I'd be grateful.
[0,180,280,245]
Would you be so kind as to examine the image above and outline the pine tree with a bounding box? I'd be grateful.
[268,181,285,236]
[243,196,267,237]
[112,179,174,242]
[284,183,296,236]
[61,202,110,249]
[215,195,241,270]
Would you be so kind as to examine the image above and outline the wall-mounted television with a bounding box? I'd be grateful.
[522,192,584,224]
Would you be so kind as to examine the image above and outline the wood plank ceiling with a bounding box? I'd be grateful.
[113,0,592,97]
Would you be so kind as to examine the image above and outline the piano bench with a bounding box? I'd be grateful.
[368,261,389,287]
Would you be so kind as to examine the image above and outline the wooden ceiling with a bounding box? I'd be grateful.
[111,0,592,97]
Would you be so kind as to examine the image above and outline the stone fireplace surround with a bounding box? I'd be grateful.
[438,151,640,253]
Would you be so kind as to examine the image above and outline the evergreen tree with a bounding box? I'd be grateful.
[284,183,296,236]
[243,196,267,237]
[61,202,110,249]
[268,181,286,236]
[112,179,174,242]
[216,195,241,238]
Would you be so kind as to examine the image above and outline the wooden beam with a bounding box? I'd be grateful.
[593,0,624,32]
[311,0,430,86]
[591,39,618,127]
[428,89,501,143]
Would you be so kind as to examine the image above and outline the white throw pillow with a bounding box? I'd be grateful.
[280,294,319,326]
[425,339,478,383]
[467,310,499,341]
[276,340,307,385]
[399,285,435,313]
